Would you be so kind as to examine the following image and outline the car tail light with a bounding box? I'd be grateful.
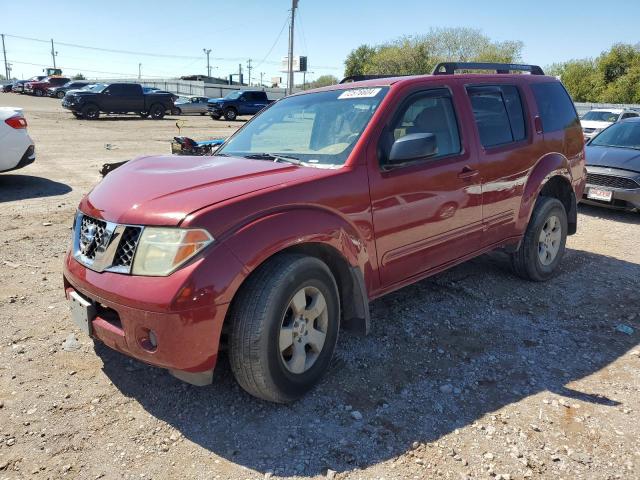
[5,116,28,129]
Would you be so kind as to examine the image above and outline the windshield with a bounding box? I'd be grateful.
[590,121,640,149]
[217,87,389,167]
[88,84,107,92]
[224,91,243,100]
[582,111,618,122]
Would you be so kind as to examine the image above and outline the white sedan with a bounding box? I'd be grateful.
[0,107,35,172]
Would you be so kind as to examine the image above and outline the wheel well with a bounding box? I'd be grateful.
[539,176,577,235]
[221,243,370,348]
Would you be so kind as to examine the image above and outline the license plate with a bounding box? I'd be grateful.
[69,291,96,335]
[587,188,613,202]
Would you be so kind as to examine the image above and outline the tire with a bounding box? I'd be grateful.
[224,108,237,121]
[139,112,149,119]
[200,112,206,116]
[82,104,100,120]
[229,254,340,403]
[173,108,182,115]
[149,104,165,120]
[35,89,44,97]
[210,114,221,121]
[72,112,83,119]
[57,91,65,99]
[510,197,568,282]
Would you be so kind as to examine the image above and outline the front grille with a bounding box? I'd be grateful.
[113,227,142,268]
[80,216,107,259]
[583,128,596,134]
[586,173,640,190]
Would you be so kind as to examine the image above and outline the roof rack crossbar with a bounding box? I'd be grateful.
[432,62,545,76]
[339,74,406,84]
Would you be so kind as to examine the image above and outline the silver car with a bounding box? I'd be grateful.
[173,96,210,115]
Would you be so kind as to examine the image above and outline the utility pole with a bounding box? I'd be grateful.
[50,39,57,69]
[246,59,252,86]
[1,34,8,80]
[138,63,142,79]
[287,0,298,95]
[238,63,243,85]
[260,72,264,87]
[203,48,212,77]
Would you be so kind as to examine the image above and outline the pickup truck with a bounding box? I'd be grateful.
[63,63,585,403]
[207,90,274,120]
[25,76,70,97]
[62,83,175,120]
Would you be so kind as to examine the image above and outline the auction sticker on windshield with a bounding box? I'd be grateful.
[338,88,382,99]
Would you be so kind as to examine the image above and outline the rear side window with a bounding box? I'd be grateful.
[467,85,526,148]
[531,82,580,133]
[108,84,141,95]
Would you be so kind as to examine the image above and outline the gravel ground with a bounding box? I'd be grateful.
[0,93,639,480]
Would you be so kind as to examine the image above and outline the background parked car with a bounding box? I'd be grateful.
[62,83,175,119]
[582,118,640,211]
[581,108,639,141]
[24,76,70,96]
[207,90,273,120]
[12,76,46,94]
[0,107,35,173]
[2,83,13,93]
[173,96,210,115]
[48,80,91,99]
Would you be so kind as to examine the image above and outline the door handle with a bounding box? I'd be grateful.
[458,166,479,179]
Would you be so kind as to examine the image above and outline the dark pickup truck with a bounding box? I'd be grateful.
[62,83,175,120]
[207,90,274,120]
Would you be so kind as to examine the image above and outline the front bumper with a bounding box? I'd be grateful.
[581,166,640,211]
[62,99,80,111]
[63,252,231,377]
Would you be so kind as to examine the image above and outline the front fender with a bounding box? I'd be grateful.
[516,153,572,232]
[215,207,374,305]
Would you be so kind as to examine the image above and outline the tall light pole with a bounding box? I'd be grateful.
[203,48,212,77]
[246,59,252,86]
[50,39,57,69]
[287,0,298,95]
[260,72,265,87]
[138,63,142,79]
[1,34,9,80]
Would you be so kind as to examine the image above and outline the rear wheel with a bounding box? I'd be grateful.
[224,108,237,121]
[149,104,165,120]
[82,104,100,120]
[35,89,44,97]
[229,254,340,403]
[510,197,568,281]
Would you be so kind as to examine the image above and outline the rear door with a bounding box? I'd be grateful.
[368,86,483,287]
[465,82,539,246]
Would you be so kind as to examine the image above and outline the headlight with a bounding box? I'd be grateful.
[131,227,213,276]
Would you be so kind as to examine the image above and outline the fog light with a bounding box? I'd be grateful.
[139,329,158,352]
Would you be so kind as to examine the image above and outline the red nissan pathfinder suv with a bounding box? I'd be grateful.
[63,63,586,403]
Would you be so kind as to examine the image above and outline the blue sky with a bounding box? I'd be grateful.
[2,0,639,84]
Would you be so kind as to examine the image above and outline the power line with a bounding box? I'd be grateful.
[254,15,290,70]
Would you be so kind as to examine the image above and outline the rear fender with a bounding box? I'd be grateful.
[516,153,572,233]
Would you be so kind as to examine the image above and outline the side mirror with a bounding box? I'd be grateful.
[388,133,438,164]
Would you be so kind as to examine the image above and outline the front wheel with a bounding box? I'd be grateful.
[35,89,44,97]
[138,112,149,118]
[229,254,340,403]
[82,104,100,120]
[57,91,65,99]
[510,197,568,281]
[210,113,221,120]
[224,108,237,121]
[149,104,165,119]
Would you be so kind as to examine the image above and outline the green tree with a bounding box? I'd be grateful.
[343,28,523,77]
[305,75,339,89]
[73,73,86,80]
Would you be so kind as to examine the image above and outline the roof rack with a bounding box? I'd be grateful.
[432,62,545,76]
[339,74,406,84]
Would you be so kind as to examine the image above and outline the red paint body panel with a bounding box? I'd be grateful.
[62,72,585,375]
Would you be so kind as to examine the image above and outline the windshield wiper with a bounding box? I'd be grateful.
[244,153,303,165]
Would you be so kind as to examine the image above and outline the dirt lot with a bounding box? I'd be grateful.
[0,93,639,480]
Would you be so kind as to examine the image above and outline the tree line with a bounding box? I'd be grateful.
[343,29,640,105]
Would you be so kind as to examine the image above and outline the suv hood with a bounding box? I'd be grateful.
[586,145,640,172]
[581,120,613,130]
[79,155,328,225]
